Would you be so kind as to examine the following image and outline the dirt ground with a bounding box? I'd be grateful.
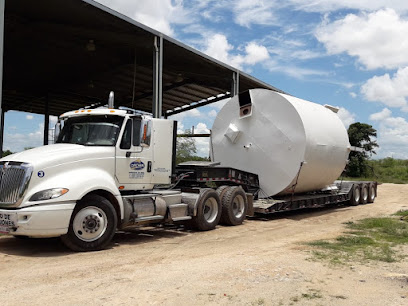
[1,183,408,306]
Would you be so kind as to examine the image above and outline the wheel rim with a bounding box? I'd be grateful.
[232,195,245,219]
[203,197,218,223]
[73,206,108,242]
[354,188,360,203]
[362,187,368,201]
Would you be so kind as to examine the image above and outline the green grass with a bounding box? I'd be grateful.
[394,210,408,217]
[307,215,408,264]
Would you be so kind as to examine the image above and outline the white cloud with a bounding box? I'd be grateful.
[233,0,278,27]
[4,123,44,153]
[368,109,408,158]
[170,108,202,122]
[361,67,408,110]
[349,92,357,98]
[195,122,210,134]
[203,34,233,64]
[369,108,392,121]
[336,107,356,128]
[265,36,325,62]
[26,115,33,120]
[289,0,408,13]
[265,61,329,79]
[194,123,211,156]
[315,9,408,70]
[244,42,270,65]
[95,0,191,36]
[203,34,270,69]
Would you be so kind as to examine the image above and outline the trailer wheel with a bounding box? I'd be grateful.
[367,183,376,203]
[192,189,221,231]
[220,187,248,226]
[360,184,369,204]
[349,184,361,206]
[61,194,117,252]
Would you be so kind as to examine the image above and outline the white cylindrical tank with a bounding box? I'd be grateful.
[211,89,351,197]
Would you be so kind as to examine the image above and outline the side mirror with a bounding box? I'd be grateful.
[54,121,62,143]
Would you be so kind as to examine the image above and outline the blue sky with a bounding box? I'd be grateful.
[5,0,408,159]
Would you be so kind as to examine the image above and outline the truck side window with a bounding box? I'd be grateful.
[133,117,142,146]
[120,119,132,149]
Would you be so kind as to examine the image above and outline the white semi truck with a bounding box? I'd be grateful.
[0,89,377,251]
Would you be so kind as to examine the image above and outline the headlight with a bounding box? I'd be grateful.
[29,188,69,201]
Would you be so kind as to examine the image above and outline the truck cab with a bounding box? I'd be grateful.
[0,108,189,250]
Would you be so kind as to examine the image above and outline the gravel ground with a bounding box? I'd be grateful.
[1,183,407,306]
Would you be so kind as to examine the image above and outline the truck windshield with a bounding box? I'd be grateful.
[56,115,124,146]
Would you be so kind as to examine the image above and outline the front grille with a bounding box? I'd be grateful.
[0,161,33,207]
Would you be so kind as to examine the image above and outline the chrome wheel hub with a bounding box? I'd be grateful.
[73,206,108,242]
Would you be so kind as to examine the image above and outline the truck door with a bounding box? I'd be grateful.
[115,117,154,190]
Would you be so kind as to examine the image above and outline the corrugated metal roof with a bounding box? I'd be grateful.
[2,0,285,117]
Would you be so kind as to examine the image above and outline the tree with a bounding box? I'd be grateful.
[176,130,198,164]
[345,122,379,177]
[176,130,210,164]
[2,150,13,157]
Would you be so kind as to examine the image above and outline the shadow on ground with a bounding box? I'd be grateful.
[0,225,190,257]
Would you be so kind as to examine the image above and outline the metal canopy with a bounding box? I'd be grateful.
[1,0,285,118]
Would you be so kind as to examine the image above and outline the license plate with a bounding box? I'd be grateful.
[0,212,17,234]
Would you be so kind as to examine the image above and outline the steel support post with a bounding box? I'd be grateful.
[0,0,5,156]
[231,71,239,97]
[43,95,49,145]
[152,36,163,118]
[0,108,4,157]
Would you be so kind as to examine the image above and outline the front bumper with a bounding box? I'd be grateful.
[0,202,76,238]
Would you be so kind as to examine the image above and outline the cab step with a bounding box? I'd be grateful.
[172,216,192,222]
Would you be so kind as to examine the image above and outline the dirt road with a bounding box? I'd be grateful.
[1,183,408,305]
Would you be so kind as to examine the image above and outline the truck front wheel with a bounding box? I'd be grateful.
[61,194,117,252]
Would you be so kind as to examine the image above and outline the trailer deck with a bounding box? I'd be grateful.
[176,162,377,215]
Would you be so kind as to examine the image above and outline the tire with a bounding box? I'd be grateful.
[216,185,230,200]
[367,183,376,203]
[349,184,361,206]
[360,184,369,204]
[220,186,248,226]
[192,189,221,231]
[61,194,117,252]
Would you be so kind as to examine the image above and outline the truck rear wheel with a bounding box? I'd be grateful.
[61,194,117,252]
[216,185,230,200]
[360,184,369,204]
[220,186,248,226]
[367,183,376,203]
[349,184,360,206]
[192,189,221,231]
